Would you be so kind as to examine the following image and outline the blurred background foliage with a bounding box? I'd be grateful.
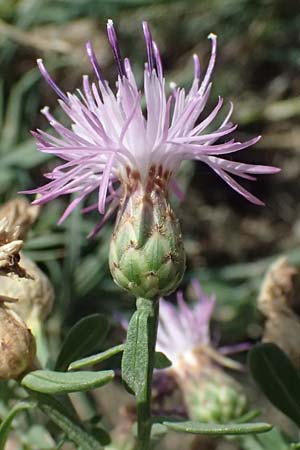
[0,0,299,356]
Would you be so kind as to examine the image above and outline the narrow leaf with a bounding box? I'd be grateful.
[0,401,36,450]
[69,344,124,371]
[121,301,158,395]
[33,392,103,450]
[21,369,114,394]
[248,343,300,425]
[163,420,272,435]
[256,428,291,450]
[241,435,266,450]
[55,314,110,371]
[236,410,260,423]
[121,310,142,394]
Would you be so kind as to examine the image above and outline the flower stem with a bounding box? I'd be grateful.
[135,297,159,450]
[121,297,159,450]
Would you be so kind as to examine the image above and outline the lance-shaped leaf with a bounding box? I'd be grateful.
[163,420,272,435]
[33,392,104,450]
[121,301,158,395]
[69,344,169,372]
[248,343,300,426]
[21,369,114,394]
[69,344,124,371]
[0,401,36,450]
[55,314,110,371]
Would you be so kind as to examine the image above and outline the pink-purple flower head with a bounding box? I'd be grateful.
[24,20,279,235]
[157,280,215,367]
[157,279,250,370]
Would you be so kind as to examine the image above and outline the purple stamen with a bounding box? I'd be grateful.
[86,41,107,88]
[37,59,68,103]
[143,21,155,74]
[107,19,125,78]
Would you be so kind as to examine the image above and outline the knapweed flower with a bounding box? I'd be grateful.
[27,20,278,223]
[156,280,248,423]
[25,21,279,298]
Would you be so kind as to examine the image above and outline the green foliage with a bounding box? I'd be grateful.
[162,420,272,435]
[33,393,105,450]
[154,351,172,369]
[241,428,291,450]
[21,369,114,394]
[121,298,159,395]
[248,343,300,426]
[0,401,37,450]
[55,314,110,371]
[68,343,125,371]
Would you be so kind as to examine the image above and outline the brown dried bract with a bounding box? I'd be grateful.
[0,197,39,240]
[0,253,54,324]
[0,303,36,380]
[258,257,300,367]
[0,218,29,278]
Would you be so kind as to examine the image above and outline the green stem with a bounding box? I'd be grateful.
[135,297,159,450]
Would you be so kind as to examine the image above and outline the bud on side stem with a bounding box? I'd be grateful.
[174,351,247,423]
[109,168,186,299]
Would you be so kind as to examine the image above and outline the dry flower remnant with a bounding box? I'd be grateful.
[0,197,40,240]
[0,198,54,373]
[0,253,54,330]
[258,257,300,367]
[0,218,27,278]
[0,206,38,380]
[0,301,36,380]
[0,198,54,329]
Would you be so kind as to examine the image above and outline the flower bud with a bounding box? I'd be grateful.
[0,303,36,380]
[109,168,185,299]
[175,352,247,423]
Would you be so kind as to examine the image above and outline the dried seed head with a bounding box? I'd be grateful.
[0,303,36,380]
[0,252,54,328]
[258,257,300,367]
[0,218,28,278]
[109,173,185,299]
[0,197,39,240]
